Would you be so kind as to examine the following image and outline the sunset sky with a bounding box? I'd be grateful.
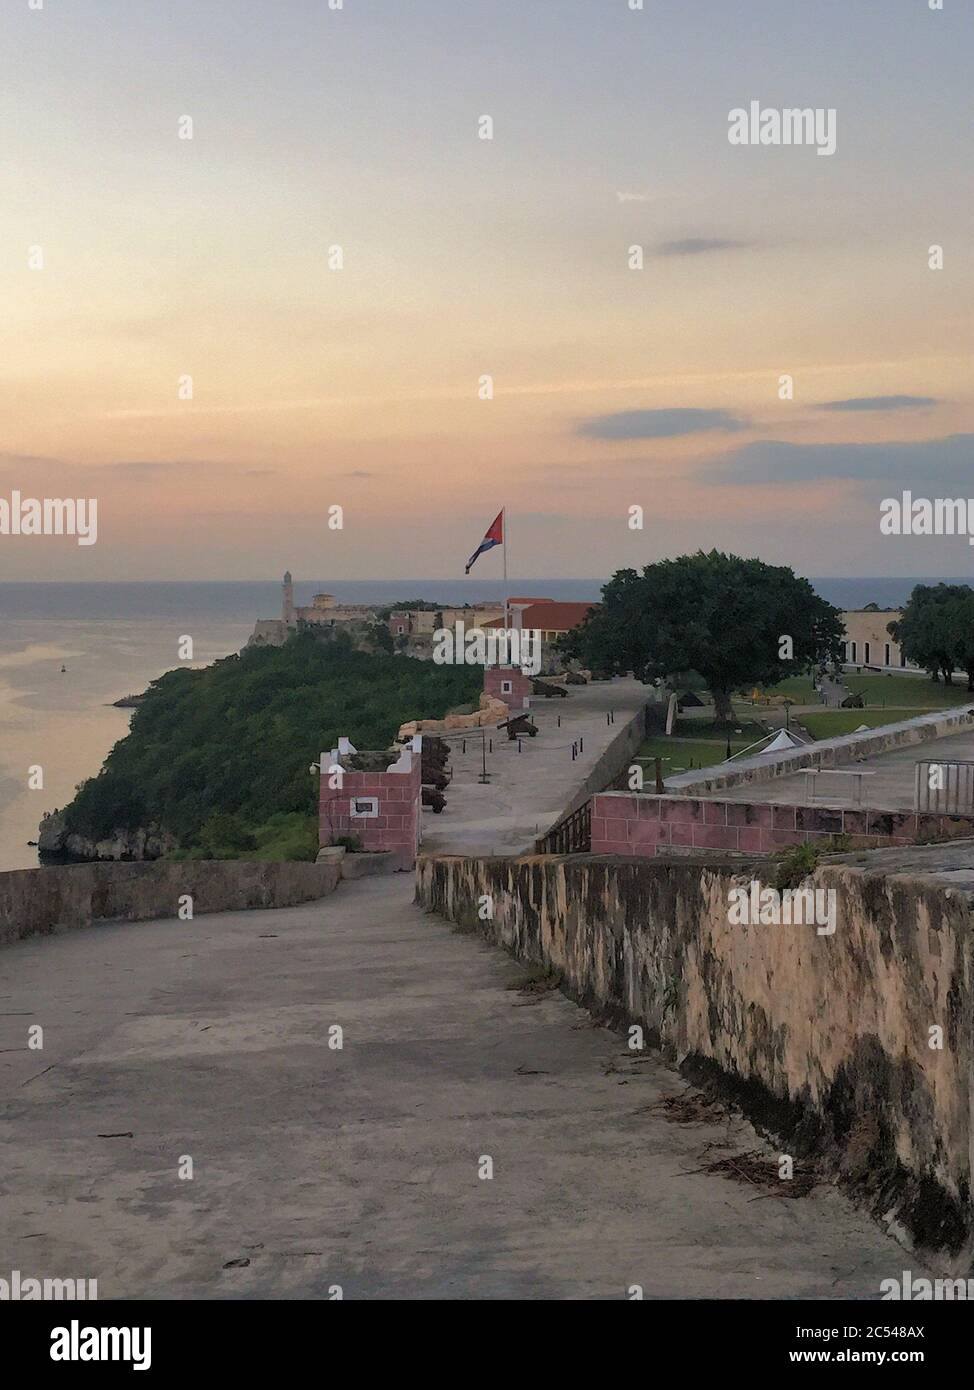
[1,0,971,581]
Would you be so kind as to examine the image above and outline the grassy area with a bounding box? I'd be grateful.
[246,812,319,861]
[635,735,752,774]
[843,673,973,709]
[798,710,908,740]
[664,671,973,752]
[758,675,817,702]
[669,716,767,740]
[793,674,974,740]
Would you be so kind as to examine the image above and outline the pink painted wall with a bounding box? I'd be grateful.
[320,755,422,870]
[484,664,532,711]
[590,792,974,857]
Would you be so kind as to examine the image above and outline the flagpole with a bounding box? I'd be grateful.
[503,507,509,630]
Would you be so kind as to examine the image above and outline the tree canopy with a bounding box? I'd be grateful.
[63,631,481,855]
[560,550,843,720]
[888,583,974,688]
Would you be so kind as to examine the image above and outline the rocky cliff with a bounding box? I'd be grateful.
[38,812,177,864]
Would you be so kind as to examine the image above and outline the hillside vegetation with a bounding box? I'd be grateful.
[62,632,481,859]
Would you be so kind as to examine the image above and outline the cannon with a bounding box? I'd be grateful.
[531,678,568,698]
[497,713,538,740]
[421,735,452,786]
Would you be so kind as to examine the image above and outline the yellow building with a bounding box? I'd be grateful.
[840,609,915,671]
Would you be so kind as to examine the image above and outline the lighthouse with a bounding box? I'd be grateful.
[282,571,295,629]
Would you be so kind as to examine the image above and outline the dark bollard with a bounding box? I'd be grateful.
[462,739,466,754]
[517,738,522,753]
[579,736,584,753]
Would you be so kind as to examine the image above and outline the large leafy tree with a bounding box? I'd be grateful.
[561,550,843,722]
[888,583,974,688]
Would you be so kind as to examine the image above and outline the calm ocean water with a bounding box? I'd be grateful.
[0,577,956,870]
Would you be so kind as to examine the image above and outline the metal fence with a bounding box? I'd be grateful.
[537,798,591,854]
[914,759,974,815]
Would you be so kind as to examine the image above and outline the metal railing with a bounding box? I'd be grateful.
[914,759,974,815]
[536,798,591,854]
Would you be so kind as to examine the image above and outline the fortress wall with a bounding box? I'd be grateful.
[417,850,974,1260]
[591,792,974,856]
[0,859,341,947]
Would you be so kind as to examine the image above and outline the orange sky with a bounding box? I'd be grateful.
[1,0,971,580]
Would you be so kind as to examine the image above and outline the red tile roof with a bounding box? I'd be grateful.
[485,601,598,631]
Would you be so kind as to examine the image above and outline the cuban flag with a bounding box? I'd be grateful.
[464,509,504,574]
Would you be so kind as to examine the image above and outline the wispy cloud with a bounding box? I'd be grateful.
[0,451,65,470]
[577,408,749,441]
[813,395,939,412]
[704,434,974,488]
[104,459,213,473]
[656,237,754,257]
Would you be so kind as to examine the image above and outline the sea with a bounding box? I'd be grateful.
[0,576,954,871]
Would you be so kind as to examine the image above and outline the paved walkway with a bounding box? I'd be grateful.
[0,877,912,1298]
[420,677,648,856]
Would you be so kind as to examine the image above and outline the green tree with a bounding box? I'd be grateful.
[63,632,481,855]
[560,550,843,723]
[887,583,973,686]
[368,622,395,654]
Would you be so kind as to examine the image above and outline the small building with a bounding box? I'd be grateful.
[495,601,597,641]
[840,609,913,671]
[388,609,438,637]
[484,664,533,712]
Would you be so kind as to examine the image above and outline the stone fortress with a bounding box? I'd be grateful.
[246,572,597,668]
[247,572,380,647]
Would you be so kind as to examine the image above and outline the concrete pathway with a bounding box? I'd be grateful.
[0,877,913,1298]
[420,676,648,856]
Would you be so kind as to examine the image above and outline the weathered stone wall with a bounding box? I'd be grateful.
[591,791,974,857]
[0,859,341,947]
[416,851,974,1259]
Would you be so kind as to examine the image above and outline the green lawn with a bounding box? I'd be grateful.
[669,716,768,740]
[659,671,973,752]
[635,735,752,775]
[759,671,972,715]
[798,710,910,740]
[761,675,817,702]
[797,678,974,739]
[843,673,973,709]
